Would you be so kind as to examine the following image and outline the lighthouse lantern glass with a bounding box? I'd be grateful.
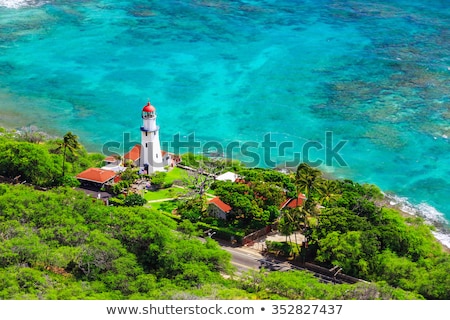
[142,110,154,119]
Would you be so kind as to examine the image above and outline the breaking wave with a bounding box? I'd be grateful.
[0,0,49,9]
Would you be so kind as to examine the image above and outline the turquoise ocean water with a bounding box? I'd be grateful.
[1,1,449,245]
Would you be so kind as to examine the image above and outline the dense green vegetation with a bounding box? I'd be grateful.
[0,184,232,299]
[0,184,423,300]
[175,160,450,299]
[274,164,450,299]
[0,128,103,187]
[0,128,448,300]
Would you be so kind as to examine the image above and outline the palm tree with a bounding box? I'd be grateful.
[316,178,341,207]
[278,213,295,243]
[57,132,80,177]
[293,164,323,240]
[295,163,321,200]
[279,204,317,260]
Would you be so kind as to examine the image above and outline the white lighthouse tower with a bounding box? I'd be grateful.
[140,101,164,174]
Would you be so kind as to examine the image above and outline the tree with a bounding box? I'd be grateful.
[418,255,450,299]
[184,160,226,197]
[295,163,321,201]
[373,249,420,288]
[177,161,227,222]
[277,209,299,257]
[150,171,167,190]
[123,193,146,207]
[17,126,46,144]
[56,132,81,178]
[278,204,312,258]
[252,182,285,209]
[176,196,207,221]
[0,141,60,186]
[278,214,296,243]
[120,167,139,183]
[316,178,341,207]
[157,237,233,284]
[177,220,199,238]
[316,230,370,277]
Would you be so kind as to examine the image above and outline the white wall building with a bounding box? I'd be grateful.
[124,101,181,173]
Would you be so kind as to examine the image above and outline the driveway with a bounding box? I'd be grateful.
[245,231,306,252]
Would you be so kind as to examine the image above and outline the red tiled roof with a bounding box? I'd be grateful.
[76,168,116,183]
[104,155,118,162]
[280,194,307,209]
[124,144,141,161]
[209,197,232,213]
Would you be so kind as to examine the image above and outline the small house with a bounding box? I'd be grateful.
[216,171,238,182]
[76,167,117,189]
[208,197,232,220]
[280,193,307,210]
[123,144,142,167]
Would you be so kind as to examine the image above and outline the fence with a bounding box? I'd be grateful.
[241,224,277,245]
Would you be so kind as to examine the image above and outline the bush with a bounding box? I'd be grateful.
[266,241,292,257]
[57,176,81,187]
[123,194,146,207]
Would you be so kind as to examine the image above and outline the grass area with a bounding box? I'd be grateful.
[147,201,163,211]
[165,167,188,184]
[146,199,178,214]
[143,167,217,209]
[143,187,186,201]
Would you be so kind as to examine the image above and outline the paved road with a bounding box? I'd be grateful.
[218,242,264,274]
[214,238,362,284]
[219,242,292,274]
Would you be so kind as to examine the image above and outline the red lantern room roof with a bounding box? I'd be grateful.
[143,102,155,112]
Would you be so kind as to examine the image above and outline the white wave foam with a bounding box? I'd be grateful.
[0,0,48,9]
[386,194,450,249]
[432,231,450,250]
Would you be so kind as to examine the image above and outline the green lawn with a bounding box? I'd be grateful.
[165,167,188,184]
[143,167,215,208]
[146,201,162,211]
[143,187,186,201]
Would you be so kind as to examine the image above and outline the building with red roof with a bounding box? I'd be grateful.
[280,193,307,210]
[76,168,117,188]
[208,197,232,220]
[123,144,142,167]
[104,155,117,163]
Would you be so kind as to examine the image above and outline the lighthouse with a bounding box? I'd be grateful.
[140,101,164,174]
